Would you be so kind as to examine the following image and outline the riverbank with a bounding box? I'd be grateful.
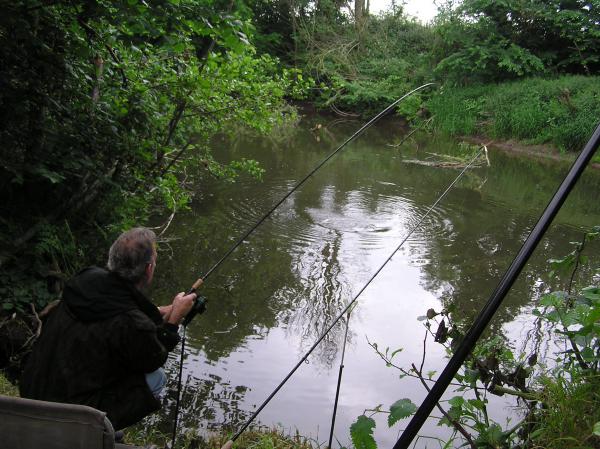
[122,425,317,449]
[425,75,600,154]
[461,136,600,170]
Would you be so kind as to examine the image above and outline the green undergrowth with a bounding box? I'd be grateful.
[532,373,600,449]
[0,371,18,396]
[123,425,316,449]
[427,75,600,152]
[205,429,316,449]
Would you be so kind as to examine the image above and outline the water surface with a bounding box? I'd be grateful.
[151,115,600,447]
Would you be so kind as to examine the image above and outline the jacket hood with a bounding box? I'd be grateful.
[63,267,161,323]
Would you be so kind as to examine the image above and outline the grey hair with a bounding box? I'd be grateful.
[107,227,156,284]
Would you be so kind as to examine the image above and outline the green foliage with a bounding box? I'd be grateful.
[291,9,435,116]
[350,415,377,449]
[532,373,600,449]
[0,222,80,313]
[124,426,318,449]
[388,399,417,427]
[428,76,600,151]
[0,0,310,312]
[0,371,18,397]
[433,0,600,85]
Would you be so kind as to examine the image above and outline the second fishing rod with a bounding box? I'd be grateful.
[169,83,435,448]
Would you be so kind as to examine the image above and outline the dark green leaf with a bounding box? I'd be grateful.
[388,399,417,427]
[350,415,376,449]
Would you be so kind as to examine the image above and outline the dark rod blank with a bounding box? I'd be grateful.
[393,122,600,449]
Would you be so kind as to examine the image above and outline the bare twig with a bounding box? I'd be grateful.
[157,208,176,239]
[473,385,489,427]
[21,304,43,350]
[419,330,427,375]
[568,233,587,295]
[160,142,192,177]
[366,337,464,387]
[411,363,477,449]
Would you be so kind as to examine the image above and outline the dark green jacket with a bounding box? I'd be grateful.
[20,267,180,429]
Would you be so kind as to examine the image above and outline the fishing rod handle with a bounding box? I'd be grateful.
[187,278,204,294]
[182,278,206,327]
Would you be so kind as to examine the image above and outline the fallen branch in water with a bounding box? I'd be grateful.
[403,146,490,169]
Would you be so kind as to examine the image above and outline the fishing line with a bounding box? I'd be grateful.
[198,83,436,285]
[218,145,487,449]
[170,83,435,448]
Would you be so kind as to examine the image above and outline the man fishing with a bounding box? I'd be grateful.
[20,227,196,430]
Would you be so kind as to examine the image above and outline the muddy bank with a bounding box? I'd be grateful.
[462,136,600,170]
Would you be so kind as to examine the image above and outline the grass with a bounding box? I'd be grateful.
[0,370,18,396]
[529,372,600,449]
[204,429,317,449]
[428,75,600,152]
[123,425,317,449]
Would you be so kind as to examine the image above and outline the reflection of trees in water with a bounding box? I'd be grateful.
[173,372,250,433]
[155,353,252,437]
[279,230,353,369]
[417,189,600,337]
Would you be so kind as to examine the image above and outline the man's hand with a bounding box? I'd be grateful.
[158,305,173,322]
[167,291,196,325]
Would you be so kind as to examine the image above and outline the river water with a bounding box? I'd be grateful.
[150,114,600,447]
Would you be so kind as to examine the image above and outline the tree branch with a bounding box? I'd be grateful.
[490,385,536,401]
[76,18,128,88]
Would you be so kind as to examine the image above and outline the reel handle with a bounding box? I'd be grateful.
[182,295,207,327]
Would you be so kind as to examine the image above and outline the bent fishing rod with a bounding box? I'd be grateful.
[182,82,435,323]
[217,145,487,449]
[170,83,435,448]
[393,122,600,449]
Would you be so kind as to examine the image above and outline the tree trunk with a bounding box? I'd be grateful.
[355,0,364,26]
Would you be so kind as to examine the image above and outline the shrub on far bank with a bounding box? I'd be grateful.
[427,75,600,152]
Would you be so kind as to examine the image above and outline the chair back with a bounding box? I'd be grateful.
[0,394,116,449]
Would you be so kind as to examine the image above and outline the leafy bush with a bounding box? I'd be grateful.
[0,1,310,312]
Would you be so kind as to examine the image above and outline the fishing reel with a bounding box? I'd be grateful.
[183,295,207,327]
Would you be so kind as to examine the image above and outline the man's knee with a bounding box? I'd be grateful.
[145,368,166,398]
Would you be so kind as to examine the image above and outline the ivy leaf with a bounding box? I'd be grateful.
[350,415,376,449]
[540,292,564,307]
[593,421,600,436]
[468,399,486,411]
[388,399,417,427]
[582,287,600,302]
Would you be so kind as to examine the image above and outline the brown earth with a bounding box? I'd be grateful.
[462,136,600,170]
